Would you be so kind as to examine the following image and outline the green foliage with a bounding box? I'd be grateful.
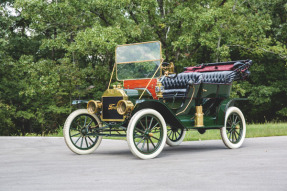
[1,0,287,135]
[184,123,287,141]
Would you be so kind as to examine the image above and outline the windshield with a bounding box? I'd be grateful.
[116,41,161,80]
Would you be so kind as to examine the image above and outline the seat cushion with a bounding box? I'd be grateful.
[160,73,203,98]
[160,71,235,98]
[161,73,203,89]
[201,71,234,84]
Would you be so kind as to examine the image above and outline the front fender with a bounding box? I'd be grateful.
[132,100,185,130]
[72,100,88,105]
[217,98,248,126]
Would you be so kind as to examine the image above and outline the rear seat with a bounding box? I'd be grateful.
[202,71,234,84]
[160,71,234,98]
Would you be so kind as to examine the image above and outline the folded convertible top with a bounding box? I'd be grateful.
[184,60,251,73]
[183,59,252,81]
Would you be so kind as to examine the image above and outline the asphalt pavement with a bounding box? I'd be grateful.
[0,136,287,191]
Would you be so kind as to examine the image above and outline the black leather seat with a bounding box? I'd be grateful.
[160,73,203,98]
[202,71,234,84]
[160,71,235,98]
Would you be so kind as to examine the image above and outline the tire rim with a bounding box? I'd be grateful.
[167,126,184,142]
[226,112,243,144]
[69,114,99,150]
[133,114,163,154]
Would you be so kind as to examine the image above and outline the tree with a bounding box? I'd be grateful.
[0,0,286,135]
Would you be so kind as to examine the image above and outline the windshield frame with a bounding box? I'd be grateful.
[115,41,163,81]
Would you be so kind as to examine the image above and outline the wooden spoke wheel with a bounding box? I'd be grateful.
[166,126,186,146]
[127,109,167,159]
[221,107,246,149]
[63,109,102,154]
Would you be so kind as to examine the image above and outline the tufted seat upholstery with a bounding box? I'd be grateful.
[202,71,234,84]
[161,73,203,88]
[160,73,203,98]
[160,71,234,98]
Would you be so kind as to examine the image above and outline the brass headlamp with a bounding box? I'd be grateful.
[87,100,102,114]
[117,100,134,115]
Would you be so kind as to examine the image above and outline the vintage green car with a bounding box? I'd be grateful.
[63,41,252,159]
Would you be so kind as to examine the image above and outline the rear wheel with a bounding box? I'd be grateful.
[63,109,102,154]
[127,109,167,159]
[220,107,246,149]
[166,126,186,146]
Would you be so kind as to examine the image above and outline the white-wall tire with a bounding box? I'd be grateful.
[127,109,167,159]
[166,126,186,146]
[220,107,246,149]
[63,109,102,155]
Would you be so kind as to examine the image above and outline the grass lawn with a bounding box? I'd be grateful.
[184,123,287,141]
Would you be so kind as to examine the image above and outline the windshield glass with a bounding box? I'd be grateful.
[116,41,161,80]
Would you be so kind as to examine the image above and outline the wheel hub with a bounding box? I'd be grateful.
[143,129,154,137]
[81,128,88,135]
[231,122,240,129]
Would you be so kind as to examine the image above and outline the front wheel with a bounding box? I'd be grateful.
[63,109,102,154]
[127,109,167,159]
[220,107,246,149]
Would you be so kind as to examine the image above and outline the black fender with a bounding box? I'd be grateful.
[72,100,88,105]
[132,100,185,130]
[71,100,88,109]
[217,98,248,126]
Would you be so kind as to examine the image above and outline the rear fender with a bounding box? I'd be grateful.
[217,98,248,126]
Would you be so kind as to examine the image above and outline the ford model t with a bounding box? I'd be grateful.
[63,41,252,159]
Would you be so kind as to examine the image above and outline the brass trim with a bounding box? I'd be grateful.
[117,59,161,65]
[115,41,161,64]
[108,104,117,110]
[87,100,102,114]
[102,88,128,99]
[176,86,195,116]
[100,88,128,122]
[108,63,116,90]
[117,100,134,115]
[101,118,126,122]
[155,81,164,98]
[116,40,161,48]
[115,41,163,81]
[139,62,162,100]
[116,84,122,89]
[194,106,204,127]
[161,62,175,77]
